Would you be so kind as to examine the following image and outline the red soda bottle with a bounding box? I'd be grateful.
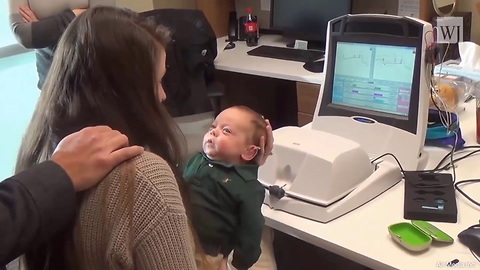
[245,8,258,47]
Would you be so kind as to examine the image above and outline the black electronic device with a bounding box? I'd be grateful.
[227,11,238,42]
[270,0,351,49]
[458,224,480,255]
[303,59,324,73]
[238,16,247,41]
[404,172,458,223]
[247,45,324,62]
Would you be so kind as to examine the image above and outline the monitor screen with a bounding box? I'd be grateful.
[331,42,417,117]
[271,0,351,43]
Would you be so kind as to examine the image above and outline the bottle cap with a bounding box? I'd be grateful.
[247,8,253,13]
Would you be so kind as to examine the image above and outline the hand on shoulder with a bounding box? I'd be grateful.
[52,126,144,191]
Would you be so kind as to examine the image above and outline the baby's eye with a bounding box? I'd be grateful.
[209,124,216,131]
[222,127,232,134]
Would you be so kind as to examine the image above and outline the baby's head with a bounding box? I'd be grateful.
[203,106,266,165]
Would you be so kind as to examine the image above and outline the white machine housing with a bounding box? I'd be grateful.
[259,14,433,223]
[311,15,432,171]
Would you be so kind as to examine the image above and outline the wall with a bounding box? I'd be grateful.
[235,0,270,29]
[235,0,433,30]
[457,0,480,44]
[197,0,235,37]
[116,0,196,12]
[116,0,154,12]
[154,0,196,9]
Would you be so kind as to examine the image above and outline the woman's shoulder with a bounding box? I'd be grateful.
[129,151,185,212]
[131,151,174,175]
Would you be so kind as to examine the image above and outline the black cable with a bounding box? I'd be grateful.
[372,150,480,205]
[454,179,480,208]
[434,146,480,171]
[371,153,405,176]
[437,149,480,171]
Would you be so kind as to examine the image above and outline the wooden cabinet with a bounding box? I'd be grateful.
[296,82,320,126]
[196,0,235,37]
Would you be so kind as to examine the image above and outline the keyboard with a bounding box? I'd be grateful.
[247,45,324,62]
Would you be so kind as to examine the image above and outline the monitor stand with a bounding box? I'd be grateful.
[286,40,325,51]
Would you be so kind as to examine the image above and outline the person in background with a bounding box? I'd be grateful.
[8,0,115,89]
[0,126,144,267]
[183,106,270,270]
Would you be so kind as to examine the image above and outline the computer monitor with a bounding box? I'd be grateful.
[331,42,417,118]
[271,0,351,48]
[312,14,432,171]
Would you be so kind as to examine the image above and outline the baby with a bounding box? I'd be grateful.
[183,105,267,270]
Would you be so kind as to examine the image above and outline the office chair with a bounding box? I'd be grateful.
[141,9,225,157]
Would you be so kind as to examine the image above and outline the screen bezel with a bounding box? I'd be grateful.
[318,32,423,134]
[269,0,352,43]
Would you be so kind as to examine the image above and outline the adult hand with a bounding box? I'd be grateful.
[72,9,86,17]
[52,126,144,191]
[256,119,274,166]
[19,5,38,23]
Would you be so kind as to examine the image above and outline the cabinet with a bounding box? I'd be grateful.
[296,82,320,126]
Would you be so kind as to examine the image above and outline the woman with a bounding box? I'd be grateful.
[15,6,274,270]
[8,0,115,89]
[16,6,197,270]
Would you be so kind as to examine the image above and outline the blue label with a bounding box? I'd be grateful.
[353,117,375,123]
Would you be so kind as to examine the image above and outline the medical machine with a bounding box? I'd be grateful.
[259,14,433,223]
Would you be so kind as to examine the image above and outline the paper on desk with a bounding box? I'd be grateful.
[458,42,480,70]
[398,0,420,18]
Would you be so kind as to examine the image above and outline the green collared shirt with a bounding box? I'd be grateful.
[183,152,265,269]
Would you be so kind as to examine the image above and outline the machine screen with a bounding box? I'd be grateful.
[331,42,416,117]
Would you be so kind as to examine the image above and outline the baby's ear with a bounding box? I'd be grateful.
[241,145,260,161]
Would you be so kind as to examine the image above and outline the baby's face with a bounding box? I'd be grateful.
[203,108,253,164]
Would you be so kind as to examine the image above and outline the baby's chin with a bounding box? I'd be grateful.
[202,148,218,160]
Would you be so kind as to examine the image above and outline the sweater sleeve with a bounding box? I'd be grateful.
[8,0,75,49]
[232,181,266,270]
[8,0,115,49]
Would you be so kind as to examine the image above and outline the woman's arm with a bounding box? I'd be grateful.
[8,0,115,49]
[8,0,76,48]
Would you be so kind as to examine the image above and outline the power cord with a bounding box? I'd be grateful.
[454,179,480,208]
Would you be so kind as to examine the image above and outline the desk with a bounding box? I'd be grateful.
[215,35,324,126]
[262,102,480,270]
[215,35,323,85]
[215,36,480,269]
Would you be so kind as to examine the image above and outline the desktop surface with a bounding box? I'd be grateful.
[262,101,480,269]
[215,35,324,85]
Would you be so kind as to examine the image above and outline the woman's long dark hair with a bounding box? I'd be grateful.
[16,7,185,172]
[15,6,204,269]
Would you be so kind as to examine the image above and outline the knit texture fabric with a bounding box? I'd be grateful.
[74,152,197,270]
